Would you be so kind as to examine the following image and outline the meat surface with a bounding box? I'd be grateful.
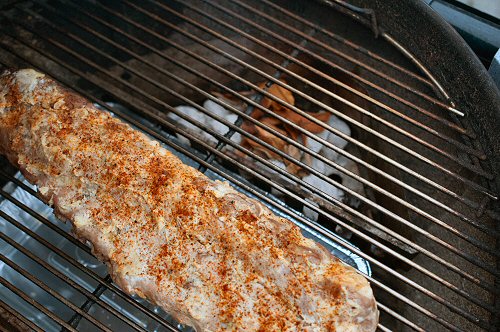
[0,69,378,331]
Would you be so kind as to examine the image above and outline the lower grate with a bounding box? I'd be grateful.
[0,0,499,331]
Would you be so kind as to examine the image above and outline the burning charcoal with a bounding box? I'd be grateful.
[268,159,296,197]
[300,113,361,242]
[336,158,365,207]
[203,99,241,143]
[306,129,329,154]
[302,173,344,203]
[203,99,241,144]
[168,105,213,146]
[269,158,287,170]
[170,97,363,246]
[301,173,353,240]
[318,114,351,162]
[169,101,242,148]
[303,199,320,221]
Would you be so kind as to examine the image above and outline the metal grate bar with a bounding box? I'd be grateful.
[0,252,113,332]
[0,300,45,332]
[0,278,78,332]
[55,0,499,236]
[182,0,468,130]
[0,205,179,332]
[258,0,432,88]
[227,0,461,116]
[377,325,393,332]
[127,0,494,184]
[0,55,402,332]
[3,36,491,331]
[169,0,485,163]
[109,0,496,197]
[197,31,314,173]
[5,1,498,290]
[13,8,500,284]
[1,211,146,332]
[19,2,500,263]
[62,0,497,220]
[53,10,500,279]
[0,45,463,331]
[376,303,424,332]
[0,232,144,331]
[64,275,113,332]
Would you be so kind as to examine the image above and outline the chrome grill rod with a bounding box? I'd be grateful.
[0,299,45,332]
[0,252,115,332]
[4,6,495,290]
[12,5,500,281]
[69,94,465,331]
[126,0,494,185]
[230,0,463,116]
[27,2,500,256]
[47,0,500,284]
[0,277,78,332]
[55,0,500,234]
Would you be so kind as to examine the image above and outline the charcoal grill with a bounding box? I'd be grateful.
[0,0,499,331]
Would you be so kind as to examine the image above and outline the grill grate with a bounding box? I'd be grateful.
[0,0,498,331]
